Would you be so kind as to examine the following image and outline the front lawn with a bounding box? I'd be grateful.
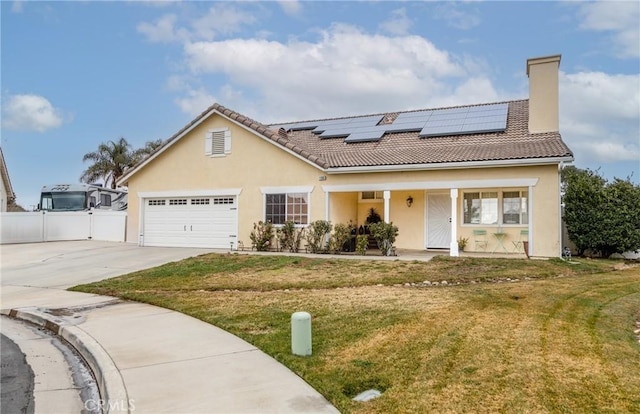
[71,255,640,413]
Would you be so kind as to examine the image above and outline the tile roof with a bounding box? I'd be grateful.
[120,99,573,184]
[265,100,573,169]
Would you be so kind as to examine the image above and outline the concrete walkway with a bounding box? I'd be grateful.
[1,241,339,413]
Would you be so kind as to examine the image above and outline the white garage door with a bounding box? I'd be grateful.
[143,196,238,248]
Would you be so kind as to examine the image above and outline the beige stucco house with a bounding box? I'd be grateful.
[118,55,573,258]
[1,147,16,212]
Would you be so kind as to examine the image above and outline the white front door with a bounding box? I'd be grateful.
[426,193,451,249]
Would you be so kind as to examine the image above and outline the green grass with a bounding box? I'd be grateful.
[71,254,640,413]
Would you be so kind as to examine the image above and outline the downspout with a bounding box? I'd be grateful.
[558,162,564,257]
[528,185,533,257]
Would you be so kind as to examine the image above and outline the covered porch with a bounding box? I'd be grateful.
[321,178,540,257]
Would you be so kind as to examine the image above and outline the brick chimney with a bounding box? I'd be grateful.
[526,55,561,133]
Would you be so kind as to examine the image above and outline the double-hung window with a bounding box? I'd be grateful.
[502,191,528,225]
[263,188,311,226]
[463,190,528,225]
[205,128,231,157]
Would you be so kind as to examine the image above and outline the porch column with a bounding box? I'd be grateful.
[324,190,330,222]
[383,190,391,223]
[450,188,459,257]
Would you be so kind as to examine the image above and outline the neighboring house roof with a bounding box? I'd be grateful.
[118,99,573,184]
[0,147,16,203]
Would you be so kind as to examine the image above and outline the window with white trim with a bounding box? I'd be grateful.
[169,199,187,205]
[265,192,308,225]
[148,199,166,206]
[205,128,231,157]
[502,191,528,225]
[463,190,528,225]
[360,191,383,201]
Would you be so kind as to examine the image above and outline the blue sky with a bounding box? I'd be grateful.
[2,0,639,209]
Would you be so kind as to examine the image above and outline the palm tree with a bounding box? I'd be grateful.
[131,139,164,165]
[80,137,134,189]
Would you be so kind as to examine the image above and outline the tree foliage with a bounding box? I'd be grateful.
[81,137,165,189]
[132,139,164,164]
[562,166,640,257]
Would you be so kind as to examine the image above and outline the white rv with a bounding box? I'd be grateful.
[39,184,127,212]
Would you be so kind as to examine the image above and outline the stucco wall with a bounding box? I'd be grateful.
[126,113,327,245]
[0,173,7,212]
[126,112,562,257]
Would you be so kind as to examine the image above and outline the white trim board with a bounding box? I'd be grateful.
[325,157,573,174]
[138,188,242,198]
[322,178,539,193]
[260,186,314,194]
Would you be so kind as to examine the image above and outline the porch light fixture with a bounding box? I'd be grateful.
[406,196,414,208]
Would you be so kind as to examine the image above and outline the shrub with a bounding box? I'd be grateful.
[369,222,399,256]
[305,220,332,253]
[562,166,640,257]
[329,223,352,253]
[365,207,382,225]
[250,221,274,251]
[277,221,305,253]
[356,235,368,255]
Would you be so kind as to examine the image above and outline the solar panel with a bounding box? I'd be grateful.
[344,130,385,143]
[420,103,508,138]
[384,122,426,133]
[319,125,379,138]
[347,115,385,125]
[395,111,431,122]
[276,103,508,143]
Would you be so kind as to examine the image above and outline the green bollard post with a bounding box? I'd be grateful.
[291,311,312,356]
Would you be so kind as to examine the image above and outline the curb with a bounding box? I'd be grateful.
[1,307,130,414]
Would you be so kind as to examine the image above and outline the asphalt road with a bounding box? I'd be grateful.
[1,315,101,414]
[1,330,35,414]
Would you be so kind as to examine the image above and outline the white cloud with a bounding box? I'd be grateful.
[190,5,257,41]
[182,24,486,121]
[560,71,640,163]
[137,14,187,43]
[137,5,256,43]
[278,0,302,16]
[174,88,216,117]
[577,1,640,58]
[434,3,481,30]
[2,94,65,132]
[11,1,24,13]
[379,8,413,36]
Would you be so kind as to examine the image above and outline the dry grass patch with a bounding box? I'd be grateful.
[71,255,640,413]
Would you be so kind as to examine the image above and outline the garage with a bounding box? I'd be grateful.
[142,195,238,249]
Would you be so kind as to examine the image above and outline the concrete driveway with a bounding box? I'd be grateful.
[0,241,339,414]
[2,240,219,289]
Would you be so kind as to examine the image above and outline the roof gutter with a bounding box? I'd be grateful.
[324,156,574,174]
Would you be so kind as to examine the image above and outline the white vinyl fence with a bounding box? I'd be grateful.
[0,211,127,244]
